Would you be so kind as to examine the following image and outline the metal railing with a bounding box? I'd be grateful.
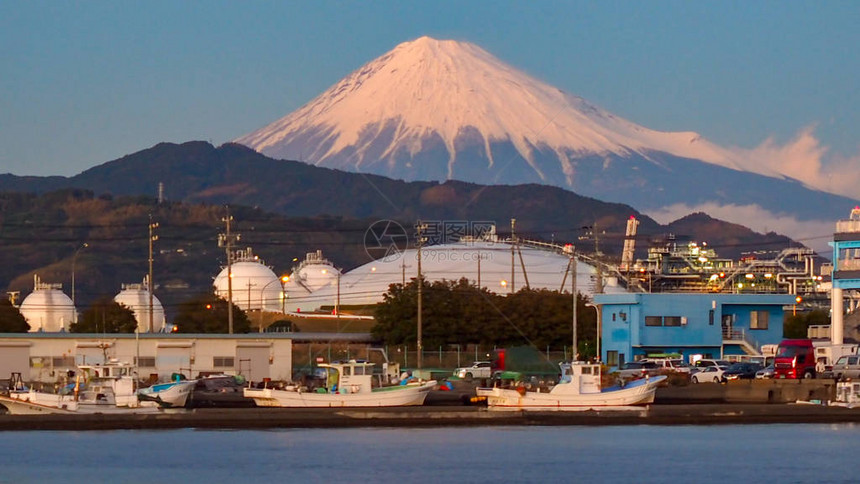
[722,328,761,356]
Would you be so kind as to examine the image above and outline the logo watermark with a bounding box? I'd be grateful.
[416,220,497,245]
[364,220,409,262]
[365,219,498,262]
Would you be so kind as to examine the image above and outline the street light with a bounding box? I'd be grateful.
[260,277,289,332]
[280,275,289,314]
[71,243,88,322]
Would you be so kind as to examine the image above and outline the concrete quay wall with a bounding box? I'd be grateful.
[656,380,838,404]
[2,403,860,431]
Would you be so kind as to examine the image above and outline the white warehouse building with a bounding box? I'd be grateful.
[0,333,296,384]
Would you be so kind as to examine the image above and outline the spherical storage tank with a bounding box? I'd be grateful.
[114,278,166,332]
[291,250,340,293]
[213,248,284,312]
[20,275,76,332]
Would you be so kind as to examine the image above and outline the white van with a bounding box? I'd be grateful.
[640,358,691,374]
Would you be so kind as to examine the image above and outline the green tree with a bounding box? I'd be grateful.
[174,293,250,333]
[783,309,829,338]
[372,278,596,352]
[0,299,30,332]
[71,297,138,333]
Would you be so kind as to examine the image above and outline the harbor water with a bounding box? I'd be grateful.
[0,424,857,483]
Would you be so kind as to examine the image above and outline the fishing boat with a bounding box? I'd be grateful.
[477,361,666,411]
[0,361,159,415]
[830,380,860,408]
[243,360,436,408]
[0,373,76,414]
[137,379,197,408]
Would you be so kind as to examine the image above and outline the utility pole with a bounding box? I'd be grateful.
[416,221,427,371]
[510,218,516,294]
[148,214,158,333]
[218,207,240,334]
[71,242,88,323]
[477,251,481,289]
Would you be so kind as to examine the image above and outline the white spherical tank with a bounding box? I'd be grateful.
[114,279,166,332]
[293,250,340,293]
[213,248,284,312]
[20,275,76,332]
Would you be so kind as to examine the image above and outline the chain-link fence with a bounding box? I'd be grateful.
[291,342,573,373]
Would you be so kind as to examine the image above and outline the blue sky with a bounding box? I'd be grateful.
[2,1,858,177]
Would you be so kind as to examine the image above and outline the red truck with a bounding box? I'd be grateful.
[773,339,816,379]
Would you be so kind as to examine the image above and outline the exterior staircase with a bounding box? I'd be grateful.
[722,328,760,356]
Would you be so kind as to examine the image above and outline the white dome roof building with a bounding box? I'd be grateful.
[214,248,285,312]
[114,277,166,332]
[283,237,627,313]
[20,274,76,332]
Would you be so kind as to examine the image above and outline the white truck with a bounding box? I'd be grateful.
[454,361,493,380]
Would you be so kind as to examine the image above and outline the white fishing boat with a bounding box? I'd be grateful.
[477,362,666,411]
[830,380,860,408]
[244,360,436,408]
[0,361,159,415]
[137,379,197,408]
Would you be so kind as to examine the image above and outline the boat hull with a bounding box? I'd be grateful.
[0,390,161,415]
[0,394,77,415]
[479,376,666,411]
[138,381,196,408]
[244,381,437,408]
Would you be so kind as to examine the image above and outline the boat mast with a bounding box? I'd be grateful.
[416,221,426,371]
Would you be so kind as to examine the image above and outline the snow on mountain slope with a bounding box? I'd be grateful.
[236,36,780,183]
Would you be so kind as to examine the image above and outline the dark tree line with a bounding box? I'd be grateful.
[0,299,29,332]
[173,293,251,334]
[70,297,137,333]
[783,309,829,339]
[372,278,597,356]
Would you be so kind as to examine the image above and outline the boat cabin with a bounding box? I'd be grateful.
[75,360,137,406]
[836,381,860,405]
[554,362,602,395]
[319,360,375,394]
[78,359,136,380]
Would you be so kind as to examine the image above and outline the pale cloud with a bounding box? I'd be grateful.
[729,126,860,199]
[645,202,836,256]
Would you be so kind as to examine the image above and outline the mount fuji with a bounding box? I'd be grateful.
[236,36,857,247]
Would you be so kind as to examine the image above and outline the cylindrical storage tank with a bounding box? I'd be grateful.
[213,248,283,312]
[114,280,166,332]
[20,275,76,332]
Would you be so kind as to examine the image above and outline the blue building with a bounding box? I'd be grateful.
[594,293,796,368]
[829,206,860,344]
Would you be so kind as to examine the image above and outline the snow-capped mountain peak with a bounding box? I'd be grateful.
[236,36,771,183]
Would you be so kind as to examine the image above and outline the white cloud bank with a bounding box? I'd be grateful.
[731,126,860,199]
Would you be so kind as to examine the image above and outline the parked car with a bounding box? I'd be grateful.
[722,362,763,381]
[823,355,860,380]
[617,361,661,379]
[692,359,731,371]
[691,365,728,383]
[642,358,692,374]
[454,361,493,380]
[755,364,775,379]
